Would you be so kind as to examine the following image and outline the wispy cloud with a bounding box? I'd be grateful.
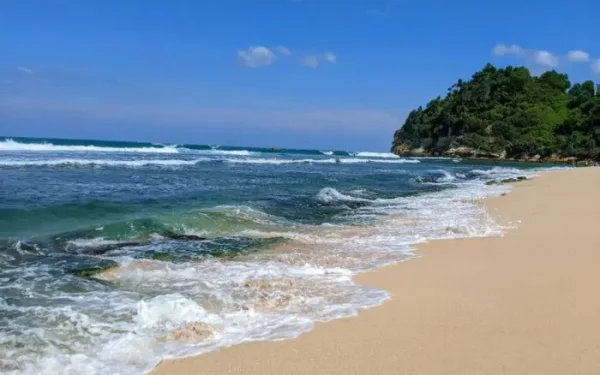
[493,43,599,72]
[493,43,557,68]
[17,66,33,74]
[367,0,400,16]
[238,46,277,68]
[592,59,600,74]
[493,44,524,57]
[323,52,337,64]
[567,50,590,63]
[276,45,292,56]
[301,56,319,69]
[300,52,337,69]
[239,45,336,70]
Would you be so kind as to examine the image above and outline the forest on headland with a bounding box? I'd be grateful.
[391,63,600,163]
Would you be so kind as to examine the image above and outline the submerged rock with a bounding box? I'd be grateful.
[160,231,208,241]
[152,252,174,261]
[75,241,144,255]
[73,261,118,278]
[485,176,528,185]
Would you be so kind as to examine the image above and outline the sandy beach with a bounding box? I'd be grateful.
[151,167,600,375]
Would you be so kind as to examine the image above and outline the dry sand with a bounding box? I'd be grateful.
[151,167,600,375]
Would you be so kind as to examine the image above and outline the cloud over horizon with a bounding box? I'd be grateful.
[567,50,590,63]
[493,43,599,75]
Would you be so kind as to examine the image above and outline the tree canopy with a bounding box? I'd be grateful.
[391,63,600,161]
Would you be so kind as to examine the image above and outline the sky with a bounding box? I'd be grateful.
[1,0,599,151]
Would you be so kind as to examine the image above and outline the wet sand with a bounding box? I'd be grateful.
[151,167,600,375]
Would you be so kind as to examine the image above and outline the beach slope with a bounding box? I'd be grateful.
[152,167,600,375]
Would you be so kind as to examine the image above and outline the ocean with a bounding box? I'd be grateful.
[0,137,550,375]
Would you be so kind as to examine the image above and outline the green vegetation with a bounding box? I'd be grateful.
[392,64,600,162]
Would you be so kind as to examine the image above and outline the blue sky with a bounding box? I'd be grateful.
[1,0,599,151]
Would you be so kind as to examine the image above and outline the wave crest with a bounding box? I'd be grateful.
[316,188,368,203]
[354,151,399,158]
[0,139,179,153]
[0,158,208,167]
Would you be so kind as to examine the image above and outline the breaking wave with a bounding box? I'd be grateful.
[354,151,399,158]
[0,158,210,167]
[0,139,179,154]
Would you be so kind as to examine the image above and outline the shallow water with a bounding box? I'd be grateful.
[0,137,551,375]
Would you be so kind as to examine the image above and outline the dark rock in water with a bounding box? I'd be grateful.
[72,260,118,278]
[152,252,174,261]
[74,267,107,277]
[170,234,208,241]
[79,241,144,255]
[74,233,207,256]
[485,176,528,186]
[160,231,207,241]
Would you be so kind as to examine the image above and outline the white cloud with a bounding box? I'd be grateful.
[592,59,600,74]
[301,56,319,69]
[17,66,33,74]
[567,50,590,63]
[493,43,561,68]
[533,50,558,68]
[276,45,292,56]
[492,43,524,56]
[238,46,277,68]
[323,51,337,64]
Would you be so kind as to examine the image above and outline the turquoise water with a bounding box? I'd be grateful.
[0,137,545,374]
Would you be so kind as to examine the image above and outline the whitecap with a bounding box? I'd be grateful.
[354,151,399,158]
[0,158,208,167]
[0,139,179,154]
[316,187,369,203]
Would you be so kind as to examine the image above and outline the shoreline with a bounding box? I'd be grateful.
[151,167,600,375]
[396,151,593,166]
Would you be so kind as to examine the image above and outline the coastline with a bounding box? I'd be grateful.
[151,167,600,375]
[395,150,593,166]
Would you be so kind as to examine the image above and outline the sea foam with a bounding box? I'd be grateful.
[0,163,543,375]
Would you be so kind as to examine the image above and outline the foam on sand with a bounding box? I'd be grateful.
[1,162,547,375]
[156,168,600,375]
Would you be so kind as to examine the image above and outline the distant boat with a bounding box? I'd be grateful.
[271,147,281,152]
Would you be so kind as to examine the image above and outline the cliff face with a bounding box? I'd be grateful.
[391,64,600,164]
[392,140,586,164]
